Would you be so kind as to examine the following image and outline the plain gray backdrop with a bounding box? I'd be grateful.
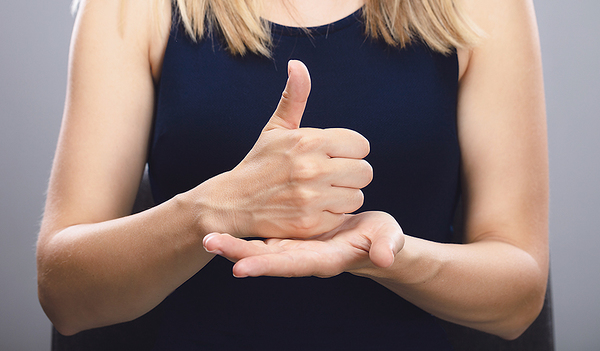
[1,0,598,350]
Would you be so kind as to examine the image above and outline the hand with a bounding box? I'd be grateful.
[202,211,405,278]
[196,60,373,238]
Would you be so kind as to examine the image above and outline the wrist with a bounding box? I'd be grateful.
[175,172,245,238]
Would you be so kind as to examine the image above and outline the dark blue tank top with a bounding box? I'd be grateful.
[149,9,459,350]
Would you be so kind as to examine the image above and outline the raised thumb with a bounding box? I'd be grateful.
[264,60,311,131]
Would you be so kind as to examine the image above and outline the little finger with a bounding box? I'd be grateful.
[321,187,365,214]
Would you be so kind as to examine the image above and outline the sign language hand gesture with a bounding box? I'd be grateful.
[199,60,372,239]
[203,211,405,278]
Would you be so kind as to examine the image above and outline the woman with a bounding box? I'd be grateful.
[37,0,548,349]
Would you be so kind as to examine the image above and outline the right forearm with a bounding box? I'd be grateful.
[38,58,374,335]
[37,194,214,335]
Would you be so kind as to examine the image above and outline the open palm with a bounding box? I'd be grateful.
[203,211,405,278]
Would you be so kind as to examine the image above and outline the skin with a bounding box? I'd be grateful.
[37,0,548,341]
[207,0,549,340]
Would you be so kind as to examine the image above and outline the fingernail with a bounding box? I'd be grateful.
[203,233,223,255]
[233,264,248,278]
[206,248,223,255]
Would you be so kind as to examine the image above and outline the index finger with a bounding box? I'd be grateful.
[322,128,370,159]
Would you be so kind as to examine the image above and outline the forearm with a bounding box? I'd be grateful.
[37,193,214,336]
[356,235,548,340]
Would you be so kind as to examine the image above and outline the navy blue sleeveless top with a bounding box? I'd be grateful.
[149,9,459,350]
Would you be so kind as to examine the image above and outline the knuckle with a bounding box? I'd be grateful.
[294,133,323,153]
[281,89,292,101]
[286,129,304,143]
[290,159,321,181]
[290,213,320,233]
[291,187,319,207]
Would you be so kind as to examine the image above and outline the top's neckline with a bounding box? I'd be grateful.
[269,8,363,37]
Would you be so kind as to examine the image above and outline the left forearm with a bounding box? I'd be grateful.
[354,235,548,340]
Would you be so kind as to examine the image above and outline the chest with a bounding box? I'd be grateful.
[149,19,461,241]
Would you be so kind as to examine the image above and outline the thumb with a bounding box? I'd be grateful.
[369,222,405,268]
[264,60,311,131]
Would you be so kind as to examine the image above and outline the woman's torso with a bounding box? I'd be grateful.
[147,6,460,350]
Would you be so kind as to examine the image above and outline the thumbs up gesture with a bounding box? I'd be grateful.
[195,61,373,239]
[264,60,312,131]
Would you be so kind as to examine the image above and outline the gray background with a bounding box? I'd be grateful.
[1,0,598,349]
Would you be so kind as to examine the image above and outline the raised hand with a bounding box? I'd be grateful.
[202,211,405,278]
[196,60,373,239]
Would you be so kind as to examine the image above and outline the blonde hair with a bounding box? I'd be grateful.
[176,0,481,56]
[72,0,481,56]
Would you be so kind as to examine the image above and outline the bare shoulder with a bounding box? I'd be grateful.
[456,0,540,80]
[75,0,171,82]
[460,0,537,26]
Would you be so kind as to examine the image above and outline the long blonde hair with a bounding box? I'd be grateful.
[73,0,481,56]
[175,0,481,56]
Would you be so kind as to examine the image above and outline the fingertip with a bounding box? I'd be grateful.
[288,60,309,78]
[202,233,215,248]
[380,249,395,268]
[266,60,310,131]
[287,60,311,91]
[232,261,250,278]
[203,233,223,255]
[370,239,397,268]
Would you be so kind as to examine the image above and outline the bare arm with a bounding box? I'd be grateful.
[36,0,212,335]
[37,0,372,335]
[204,0,548,340]
[357,0,548,339]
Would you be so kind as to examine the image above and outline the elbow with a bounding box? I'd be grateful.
[37,242,87,337]
[37,240,144,337]
[497,317,538,341]
[37,268,83,336]
[45,312,82,337]
[489,249,549,340]
[54,325,81,338]
[49,314,84,337]
[497,313,541,341]
[465,256,549,341]
[51,313,86,336]
[493,276,548,340]
[38,278,114,337]
[477,303,544,341]
[498,296,546,341]
[37,279,83,337]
